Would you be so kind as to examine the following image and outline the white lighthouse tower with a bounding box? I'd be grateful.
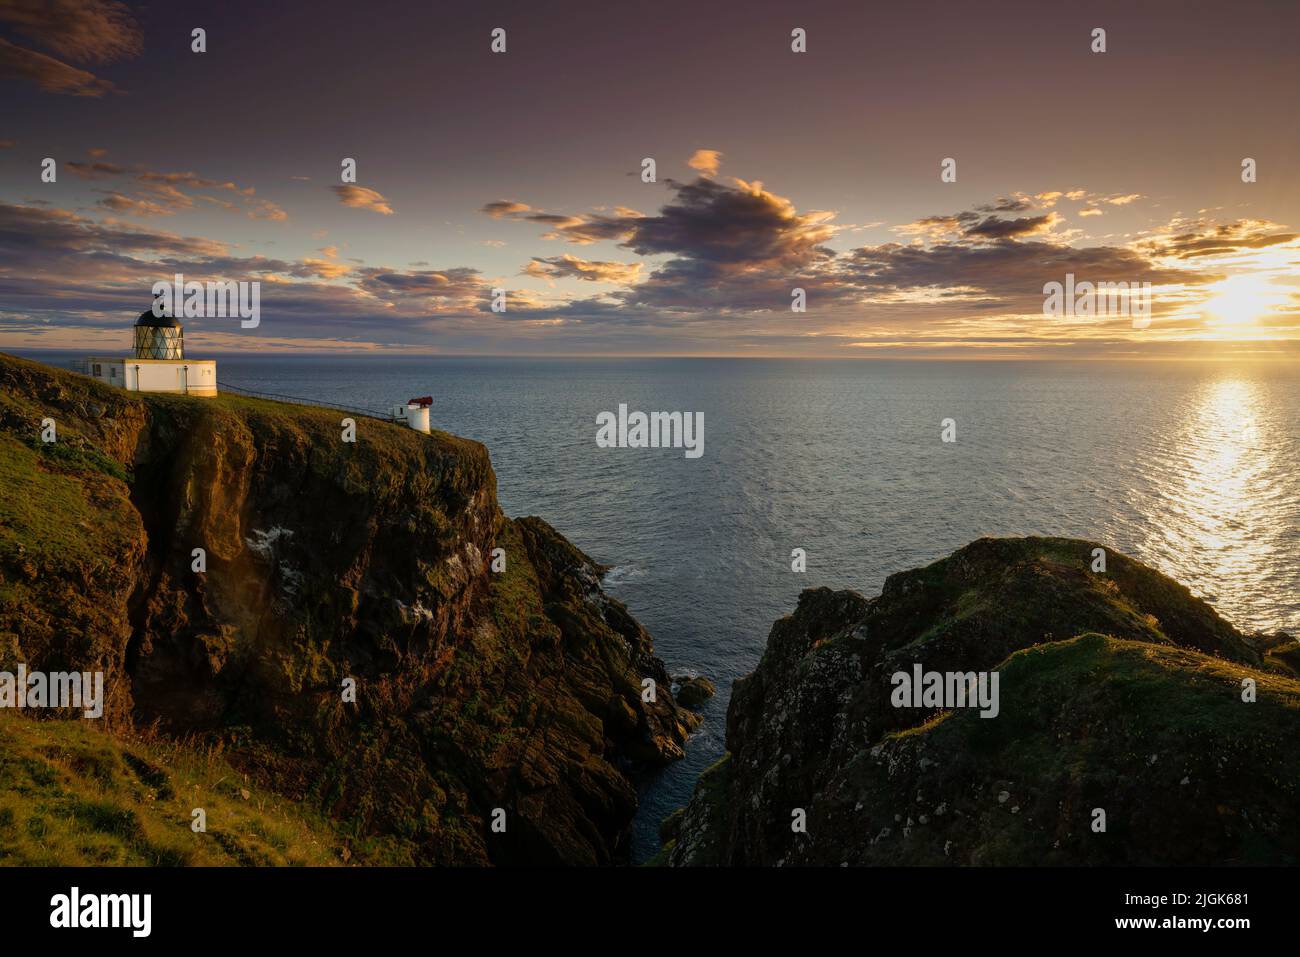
[76,297,218,397]
[405,396,432,433]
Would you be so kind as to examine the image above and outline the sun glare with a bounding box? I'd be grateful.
[1199,274,1285,329]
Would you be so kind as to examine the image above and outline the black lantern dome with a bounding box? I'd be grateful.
[133,295,184,359]
[135,308,182,329]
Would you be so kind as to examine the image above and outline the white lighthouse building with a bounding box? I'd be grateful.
[405,396,432,433]
[76,299,217,397]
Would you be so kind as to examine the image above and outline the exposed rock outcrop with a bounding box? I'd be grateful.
[673,675,716,710]
[666,537,1299,866]
[0,352,696,865]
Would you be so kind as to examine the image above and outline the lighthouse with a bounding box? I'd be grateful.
[405,396,432,433]
[75,297,218,397]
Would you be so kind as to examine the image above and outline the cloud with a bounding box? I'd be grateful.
[295,258,352,280]
[489,177,838,317]
[899,209,1062,242]
[525,254,641,283]
[332,185,394,215]
[0,37,119,95]
[961,212,1062,240]
[96,189,179,217]
[976,195,1035,213]
[0,201,228,261]
[1138,219,1299,260]
[620,177,836,265]
[481,200,531,218]
[66,160,130,179]
[245,198,287,221]
[67,160,287,220]
[480,198,636,244]
[137,169,252,193]
[0,138,15,149]
[354,266,486,302]
[687,149,723,177]
[897,211,980,240]
[489,179,1181,327]
[0,0,142,63]
[0,0,143,96]
[838,237,1203,309]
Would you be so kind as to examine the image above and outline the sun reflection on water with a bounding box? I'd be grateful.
[1149,376,1284,618]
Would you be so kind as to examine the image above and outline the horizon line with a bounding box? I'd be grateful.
[6,348,1297,364]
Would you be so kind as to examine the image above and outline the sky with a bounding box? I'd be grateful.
[1,0,1298,357]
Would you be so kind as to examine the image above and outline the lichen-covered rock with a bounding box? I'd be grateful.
[0,352,694,865]
[668,537,1300,866]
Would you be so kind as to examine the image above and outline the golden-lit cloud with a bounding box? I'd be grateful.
[332,185,394,215]
[1137,218,1298,260]
[481,200,531,218]
[0,0,143,96]
[296,257,352,280]
[687,149,723,177]
[96,190,176,217]
[525,254,641,283]
[480,198,638,244]
[67,160,287,220]
[898,209,1064,242]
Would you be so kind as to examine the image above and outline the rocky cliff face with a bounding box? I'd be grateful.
[664,537,1300,866]
[0,353,697,865]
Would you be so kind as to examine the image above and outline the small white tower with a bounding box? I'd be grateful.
[405,396,432,433]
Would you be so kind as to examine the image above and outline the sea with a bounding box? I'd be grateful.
[26,354,1300,862]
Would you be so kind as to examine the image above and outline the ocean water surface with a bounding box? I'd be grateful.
[37,354,1300,861]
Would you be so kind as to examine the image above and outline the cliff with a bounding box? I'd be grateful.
[664,537,1300,866]
[0,352,698,865]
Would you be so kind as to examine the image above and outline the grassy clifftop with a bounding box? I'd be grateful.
[0,711,339,866]
[665,537,1299,866]
[0,352,697,865]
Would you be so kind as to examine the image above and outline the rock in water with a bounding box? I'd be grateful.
[674,675,716,710]
[665,537,1300,866]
